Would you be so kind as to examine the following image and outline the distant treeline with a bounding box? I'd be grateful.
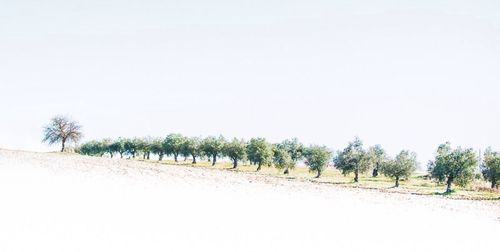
[77,135,500,192]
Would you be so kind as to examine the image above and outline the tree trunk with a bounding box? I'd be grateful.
[159,154,163,161]
[256,162,262,171]
[354,170,359,182]
[491,178,496,189]
[446,177,453,193]
[110,153,114,158]
[315,169,321,178]
[61,139,66,152]
[147,152,150,160]
[192,155,197,164]
[174,154,178,162]
[120,153,123,158]
[372,168,378,177]
[212,154,217,166]
[284,168,289,175]
[395,176,399,187]
[233,159,238,169]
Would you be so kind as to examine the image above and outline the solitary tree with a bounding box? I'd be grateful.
[334,137,372,182]
[182,137,202,164]
[247,138,273,171]
[223,138,247,169]
[303,145,332,178]
[42,115,83,152]
[428,143,478,193]
[273,147,296,175]
[381,150,418,187]
[368,145,387,177]
[481,148,500,189]
[201,135,226,166]
[163,133,186,162]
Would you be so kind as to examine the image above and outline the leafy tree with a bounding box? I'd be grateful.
[163,133,186,162]
[136,137,153,160]
[101,138,115,158]
[277,138,304,162]
[481,148,500,189]
[42,115,83,152]
[247,138,273,171]
[201,136,226,166]
[123,138,139,158]
[181,137,202,164]
[428,143,478,193]
[303,145,332,178]
[223,138,247,169]
[381,150,418,187]
[273,147,296,175]
[333,137,372,182]
[150,138,165,161]
[78,140,105,156]
[110,138,125,158]
[368,145,387,177]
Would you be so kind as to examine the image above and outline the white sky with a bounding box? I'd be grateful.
[1,0,499,165]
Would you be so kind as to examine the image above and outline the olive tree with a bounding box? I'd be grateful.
[79,140,105,156]
[247,138,273,171]
[181,137,202,164]
[150,138,165,161]
[481,148,500,189]
[123,138,138,158]
[303,145,332,178]
[273,147,296,175]
[334,137,372,182]
[368,145,387,177]
[277,138,304,162]
[42,115,83,152]
[223,138,247,169]
[201,136,226,166]
[102,138,115,158]
[110,138,125,158]
[163,133,186,162]
[381,150,418,187]
[428,143,478,193]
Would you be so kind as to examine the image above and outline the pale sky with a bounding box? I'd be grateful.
[1,0,499,165]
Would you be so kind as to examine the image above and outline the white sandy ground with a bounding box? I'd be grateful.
[0,149,498,252]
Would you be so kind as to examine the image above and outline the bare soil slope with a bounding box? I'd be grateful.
[0,149,498,252]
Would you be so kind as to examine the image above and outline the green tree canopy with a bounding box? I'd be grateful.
[247,138,273,171]
[181,137,202,164]
[109,138,125,158]
[481,148,500,189]
[163,133,186,162]
[333,137,372,182]
[368,145,387,177]
[304,145,332,178]
[381,150,418,187]
[276,138,304,162]
[428,142,478,193]
[223,138,247,169]
[78,140,105,156]
[201,136,226,166]
[150,138,165,161]
[123,138,139,158]
[273,147,296,175]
